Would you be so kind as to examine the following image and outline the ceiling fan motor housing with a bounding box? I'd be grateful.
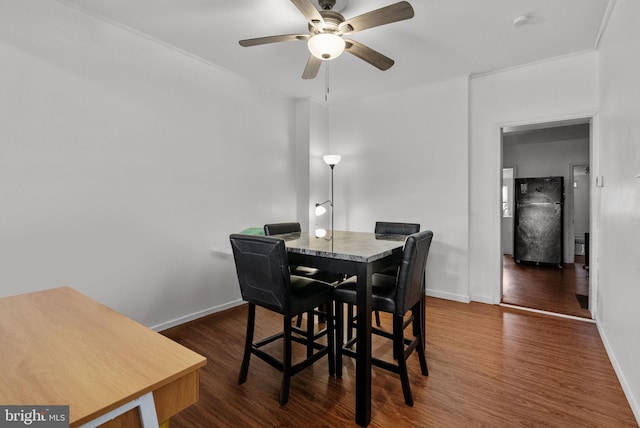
[308,10,345,33]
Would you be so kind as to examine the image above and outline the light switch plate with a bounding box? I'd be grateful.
[596,176,605,187]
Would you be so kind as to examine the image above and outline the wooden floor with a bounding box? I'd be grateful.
[502,255,591,318]
[161,297,637,427]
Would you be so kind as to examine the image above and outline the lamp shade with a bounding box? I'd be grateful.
[323,154,342,166]
[308,34,345,60]
[315,204,327,216]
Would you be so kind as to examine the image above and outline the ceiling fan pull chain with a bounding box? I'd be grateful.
[325,62,330,101]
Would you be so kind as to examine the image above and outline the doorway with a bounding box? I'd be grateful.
[500,119,591,319]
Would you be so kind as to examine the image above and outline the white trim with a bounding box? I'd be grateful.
[587,115,600,319]
[52,0,289,102]
[594,0,618,50]
[470,293,494,305]
[497,112,598,132]
[499,303,595,323]
[471,50,596,82]
[597,319,640,424]
[426,289,471,304]
[151,299,245,332]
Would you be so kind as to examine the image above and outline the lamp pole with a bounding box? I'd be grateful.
[330,163,335,239]
[318,154,341,241]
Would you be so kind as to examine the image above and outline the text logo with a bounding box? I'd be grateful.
[0,406,68,428]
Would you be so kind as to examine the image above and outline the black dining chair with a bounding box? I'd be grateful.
[334,230,433,406]
[230,234,335,405]
[264,222,344,328]
[374,222,421,277]
[263,222,344,284]
[346,221,421,336]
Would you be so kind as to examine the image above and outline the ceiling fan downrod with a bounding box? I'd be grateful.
[318,0,336,10]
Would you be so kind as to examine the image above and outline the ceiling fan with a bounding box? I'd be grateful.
[239,0,414,79]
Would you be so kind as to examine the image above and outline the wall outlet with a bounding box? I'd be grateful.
[596,176,605,187]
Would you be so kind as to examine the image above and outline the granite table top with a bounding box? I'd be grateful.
[273,230,406,263]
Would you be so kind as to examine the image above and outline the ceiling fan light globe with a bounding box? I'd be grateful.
[308,33,345,60]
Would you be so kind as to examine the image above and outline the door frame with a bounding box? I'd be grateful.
[497,113,598,319]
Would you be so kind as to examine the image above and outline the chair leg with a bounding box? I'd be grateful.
[238,303,255,385]
[327,300,335,377]
[318,303,327,323]
[280,315,293,406]
[346,303,354,341]
[348,305,381,334]
[394,314,414,406]
[306,310,315,359]
[413,303,428,376]
[421,275,426,349]
[335,301,344,379]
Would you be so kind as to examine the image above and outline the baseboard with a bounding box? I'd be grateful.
[470,294,495,305]
[151,298,245,332]
[596,319,640,425]
[499,303,595,323]
[426,288,471,303]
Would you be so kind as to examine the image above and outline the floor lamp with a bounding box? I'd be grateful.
[315,154,341,239]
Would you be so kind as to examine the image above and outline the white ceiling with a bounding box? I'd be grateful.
[56,0,611,105]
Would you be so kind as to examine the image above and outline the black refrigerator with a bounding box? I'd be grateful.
[514,176,564,266]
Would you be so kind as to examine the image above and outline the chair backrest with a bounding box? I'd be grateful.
[229,234,292,315]
[375,221,420,235]
[394,231,433,315]
[264,222,302,236]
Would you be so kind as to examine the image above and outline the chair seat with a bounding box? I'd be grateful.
[376,266,399,277]
[333,274,398,314]
[292,266,344,284]
[292,265,322,276]
[263,222,345,285]
[289,275,334,315]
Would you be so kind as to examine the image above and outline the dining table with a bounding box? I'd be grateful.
[270,230,406,427]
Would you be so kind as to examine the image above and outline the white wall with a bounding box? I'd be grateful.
[329,77,470,302]
[572,167,590,241]
[305,99,333,232]
[0,0,296,328]
[597,0,640,420]
[469,53,598,303]
[2,1,638,420]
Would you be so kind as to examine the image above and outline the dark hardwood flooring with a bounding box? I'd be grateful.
[502,255,591,318]
[161,297,636,427]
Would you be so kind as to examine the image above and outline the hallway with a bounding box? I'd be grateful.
[502,255,591,319]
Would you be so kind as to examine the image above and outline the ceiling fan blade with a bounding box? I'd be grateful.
[302,55,322,79]
[339,1,414,34]
[290,0,325,29]
[239,34,309,47]
[344,39,394,70]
